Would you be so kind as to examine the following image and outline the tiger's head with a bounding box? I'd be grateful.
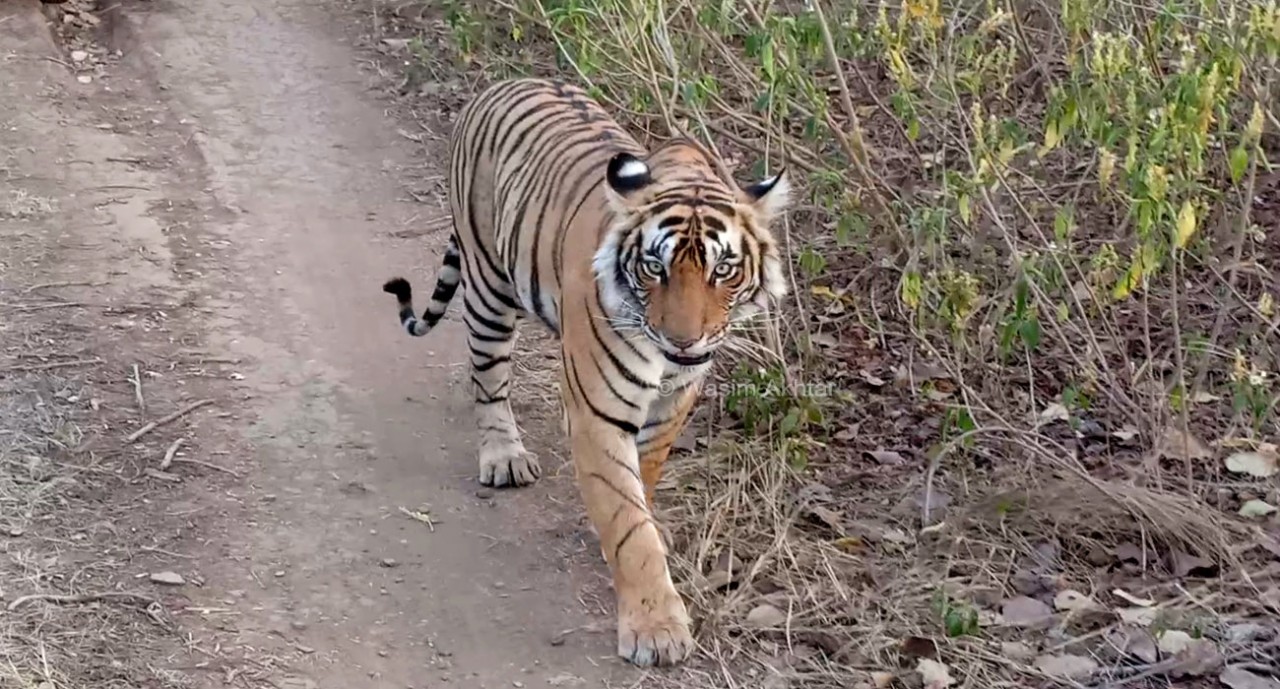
[593,140,791,368]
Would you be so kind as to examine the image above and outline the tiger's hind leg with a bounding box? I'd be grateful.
[464,286,542,488]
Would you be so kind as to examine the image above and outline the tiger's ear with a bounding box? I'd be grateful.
[605,152,652,211]
[742,168,791,226]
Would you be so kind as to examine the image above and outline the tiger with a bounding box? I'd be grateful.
[382,78,790,667]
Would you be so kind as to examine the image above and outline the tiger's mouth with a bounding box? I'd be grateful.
[662,350,714,367]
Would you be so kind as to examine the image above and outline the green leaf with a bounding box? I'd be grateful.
[1053,206,1075,243]
[798,247,827,277]
[1229,145,1249,184]
[753,91,772,113]
[835,212,865,246]
[779,407,802,436]
[944,604,980,637]
[761,41,776,82]
[1019,317,1042,350]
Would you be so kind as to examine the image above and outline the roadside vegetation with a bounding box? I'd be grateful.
[369,0,1280,686]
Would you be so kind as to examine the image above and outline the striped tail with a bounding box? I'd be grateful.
[382,236,462,337]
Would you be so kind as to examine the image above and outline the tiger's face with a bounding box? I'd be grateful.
[594,142,791,368]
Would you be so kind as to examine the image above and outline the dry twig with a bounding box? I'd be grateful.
[8,591,157,611]
[124,399,215,443]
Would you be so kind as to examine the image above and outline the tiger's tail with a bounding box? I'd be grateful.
[382,235,462,337]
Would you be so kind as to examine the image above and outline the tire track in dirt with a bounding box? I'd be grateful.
[22,0,638,686]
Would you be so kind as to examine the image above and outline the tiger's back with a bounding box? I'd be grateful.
[450,78,645,335]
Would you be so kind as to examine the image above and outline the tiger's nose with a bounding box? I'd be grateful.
[667,335,700,350]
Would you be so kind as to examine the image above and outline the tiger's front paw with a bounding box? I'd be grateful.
[616,594,694,667]
[478,443,542,488]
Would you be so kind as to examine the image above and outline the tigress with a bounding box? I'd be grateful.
[382,78,790,667]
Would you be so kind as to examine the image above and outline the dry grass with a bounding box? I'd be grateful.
[0,360,182,689]
[648,433,1278,687]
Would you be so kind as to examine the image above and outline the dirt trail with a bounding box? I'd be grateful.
[4,0,633,687]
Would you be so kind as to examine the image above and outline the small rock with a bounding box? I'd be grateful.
[149,571,185,586]
[380,558,400,568]
[476,488,495,499]
[1002,596,1054,628]
[1035,653,1098,680]
[1000,642,1037,661]
[745,604,787,628]
[70,50,89,62]
[1171,638,1223,678]
[291,620,308,631]
[1220,665,1280,689]
[1158,630,1195,655]
[865,449,906,465]
[1226,623,1267,644]
[76,75,92,84]
[1109,625,1158,663]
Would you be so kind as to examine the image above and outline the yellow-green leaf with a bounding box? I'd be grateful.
[1113,247,1153,301]
[958,194,972,225]
[811,285,839,300]
[1038,119,1061,157]
[1246,101,1265,142]
[1098,148,1116,189]
[1229,145,1249,184]
[999,138,1016,165]
[901,271,923,311]
[1175,200,1197,249]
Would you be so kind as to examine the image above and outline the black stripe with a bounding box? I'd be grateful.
[431,280,459,304]
[591,352,640,410]
[554,173,607,288]
[503,123,569,277]
[465,300,513,334]
[604,448,642,480]
[465,263,519,316]
[585,295,653,389]
[473,355,510,372]
[614,520,650,560]
[586,472,649,513]
[462,100,511,285]
[569,362,640,436]
[469,331,511,344]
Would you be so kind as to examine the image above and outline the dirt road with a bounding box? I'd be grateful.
[2,0,634,687]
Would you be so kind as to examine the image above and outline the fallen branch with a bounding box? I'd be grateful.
[125,399,214,443]
[144,468,182,483]
[131,363,147,415]
[0,358,103,374]
[8,591,157,611]
[21,280,101,294]
[159,437,186,471]
[0,301,90,312]
[169,457,240,478]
